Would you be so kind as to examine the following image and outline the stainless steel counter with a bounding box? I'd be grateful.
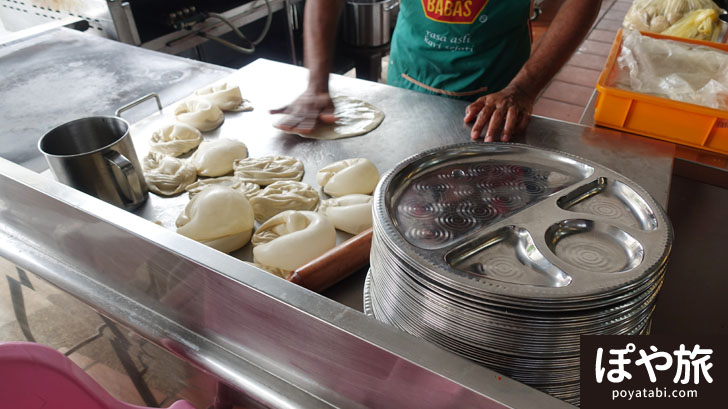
[0,28,676,408]
[132,59,674,207]
[0,27,233,173]
[127,58,674,311]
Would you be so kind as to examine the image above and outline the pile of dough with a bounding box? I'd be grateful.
[149,122,202,157]
[193,83,253,112]
[248,181,319,222]
[176,185,255,253]
[317,158,379,196]
[191,138,248,177]
[319,194,373,235]
[185,176,260,199]
[142,152,197,196]
[174,98,224,132]
[233,155,304,186]
[252,210,336,277]
[287,96,384,140]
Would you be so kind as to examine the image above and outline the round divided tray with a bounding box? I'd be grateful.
[365,143,672,405]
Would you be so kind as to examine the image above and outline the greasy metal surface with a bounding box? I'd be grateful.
[123,60,674,300]
[0,27,233,173]
[0,29,673,407]
[129,58,673,209]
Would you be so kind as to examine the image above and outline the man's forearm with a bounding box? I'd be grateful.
[304,0,343,93]
[509,0,601,99]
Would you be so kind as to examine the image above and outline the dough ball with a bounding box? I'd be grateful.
[317,158,379,197]
[191,138,249,177]
[186,176,260,200]
[149,122,202,157]
[286,96,384,140]
[319,194,373,234]
[193,83,253,112]
[252,210,336,277]
[174,98,224,132]
[249,180,319,223]
[233,155,304,186]
[176,185,255,253]
[143,152,197,196]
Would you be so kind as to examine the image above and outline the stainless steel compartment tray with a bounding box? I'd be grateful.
[373,143,672,305]
[366,143,673,405]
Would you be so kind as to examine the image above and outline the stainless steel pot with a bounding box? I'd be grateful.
[38,93,162,211]
[344,0,399,48]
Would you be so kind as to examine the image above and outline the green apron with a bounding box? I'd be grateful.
[387,0,532,101]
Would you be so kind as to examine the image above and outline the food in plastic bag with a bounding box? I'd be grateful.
[661,8,721,41]
[622,0,720,33]
[611,30,728,110]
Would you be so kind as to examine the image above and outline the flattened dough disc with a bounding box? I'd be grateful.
[295,96,384,140]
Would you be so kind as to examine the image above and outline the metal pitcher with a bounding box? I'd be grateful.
[38,93,162,211]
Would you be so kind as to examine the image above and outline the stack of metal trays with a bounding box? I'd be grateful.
[364,143,672,406]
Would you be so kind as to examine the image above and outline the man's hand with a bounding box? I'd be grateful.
[271,0,342,134]
[464,0,599,142]
[270,90,336,134]
[464,85,534,142]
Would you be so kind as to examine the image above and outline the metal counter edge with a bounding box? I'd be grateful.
[0,157,574,408]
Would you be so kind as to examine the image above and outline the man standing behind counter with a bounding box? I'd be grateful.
[272,0,601,142]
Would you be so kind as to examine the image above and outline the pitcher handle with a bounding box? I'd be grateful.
[104,150,147,206]
[116,93,163,117]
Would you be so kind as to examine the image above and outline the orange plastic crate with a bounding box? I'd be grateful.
[595,29,728,155]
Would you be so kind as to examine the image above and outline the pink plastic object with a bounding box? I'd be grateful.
[0,342,196,409]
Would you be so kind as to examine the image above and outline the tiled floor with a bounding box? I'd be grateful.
[532,0,631,123]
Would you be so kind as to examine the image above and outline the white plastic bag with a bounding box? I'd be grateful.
[612,30,728,110]
[622,0,720,32]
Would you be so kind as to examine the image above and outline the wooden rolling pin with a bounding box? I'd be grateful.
[287,228,373,293]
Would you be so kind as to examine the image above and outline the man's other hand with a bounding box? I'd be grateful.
[464,85,534,142]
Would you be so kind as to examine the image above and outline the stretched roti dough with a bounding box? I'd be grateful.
[248,180,319,223]
[191,138,249,177]
[233,155,304,186]
[174,98,224,132]
[252,210,336,277]
[319,194,373,235]
[317,158,379,196]
[293,96,384,140]
[194,83,253,112]
[142,152,197,196]
[149,122,202,157]
[176,185,255,253]
[185,176,260,199]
